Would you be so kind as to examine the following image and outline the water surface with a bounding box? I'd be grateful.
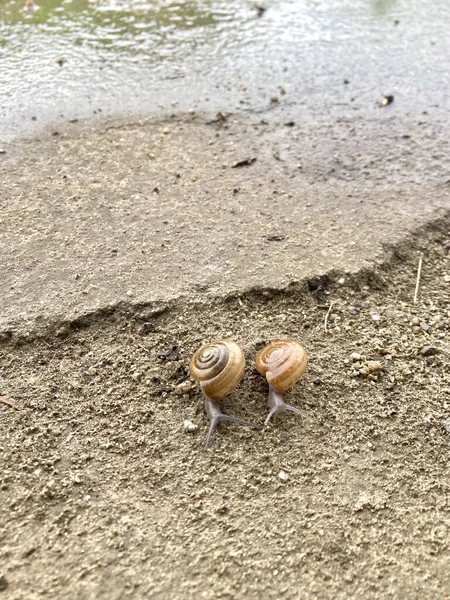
[1,0,449,140]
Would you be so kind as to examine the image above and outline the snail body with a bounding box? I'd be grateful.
[190,340,257,448]
[256,339,310,424]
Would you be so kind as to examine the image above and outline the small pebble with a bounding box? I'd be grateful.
[371,314,381,321]
[278,470,288,481]
[0,575,8,591]
[187,108,195,114]
[365,361,382,373]
[420,345,441,357]
[175,381,194,395]
[126,290,134,297]
[350,352,362,362]
[183,420,198,432]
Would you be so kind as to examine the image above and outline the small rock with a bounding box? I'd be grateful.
[187,108,195,114]
[22,547,37,558]
[183,420,198,432]
[254,3,266,17]
[371,314,381,321]
[270,96,279,103]
[378,95,394,107]
[157,346,179,361]
[126,290,134,297]
[365,360,382,373]
[175,381,194,395]
[0,575,8,591]
[442,422,450,434]
[0,149,6,155]
[162,127,170,134]
[350,352,362,362]
[278,470,288,481]
[420,345,442,357]
[216,505,229,515]
[231,157,256,168]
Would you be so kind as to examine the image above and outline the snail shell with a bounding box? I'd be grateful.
[189,340,245,401]
[255,339,307,393]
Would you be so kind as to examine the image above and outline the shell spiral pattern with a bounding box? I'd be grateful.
[255,339,307,393]
[189,340,245,401]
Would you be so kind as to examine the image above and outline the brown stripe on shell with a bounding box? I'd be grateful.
[255,339,307,393]
[189,340,245,401]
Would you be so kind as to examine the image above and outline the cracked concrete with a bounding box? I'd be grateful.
[1,109,449,337]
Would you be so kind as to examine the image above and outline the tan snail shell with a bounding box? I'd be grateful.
[189,340,245,401]
[255,339,307,393]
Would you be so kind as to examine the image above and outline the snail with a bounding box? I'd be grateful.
[189,340,258,449]
[255,339,310,424]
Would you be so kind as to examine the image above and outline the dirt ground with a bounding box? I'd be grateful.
[1,219,449,599]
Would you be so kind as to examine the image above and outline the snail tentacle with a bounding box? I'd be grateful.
[265,387,311,425]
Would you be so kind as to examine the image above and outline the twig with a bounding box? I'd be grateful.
[137,343,150,353]
[324,302,335,333]
[0,396,18,410]
[413,253,423,304]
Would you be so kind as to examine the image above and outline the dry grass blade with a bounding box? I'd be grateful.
[413,253,424,304]
[324,301,335,333]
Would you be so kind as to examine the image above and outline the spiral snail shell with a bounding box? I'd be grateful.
[255,339,310,424]
[255,339,307,393]
[189,340,245,401]
[189,340,257,448]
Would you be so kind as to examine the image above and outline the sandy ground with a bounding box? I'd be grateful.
[0,108,450,599]
[1,223,449,599]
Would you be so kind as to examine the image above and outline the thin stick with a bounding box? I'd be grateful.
[324,302,335,333]
[413,253,423,304]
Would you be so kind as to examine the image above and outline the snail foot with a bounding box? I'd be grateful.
[204,397,259,449]
[204,414,259,449]
[266,388,311,425]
